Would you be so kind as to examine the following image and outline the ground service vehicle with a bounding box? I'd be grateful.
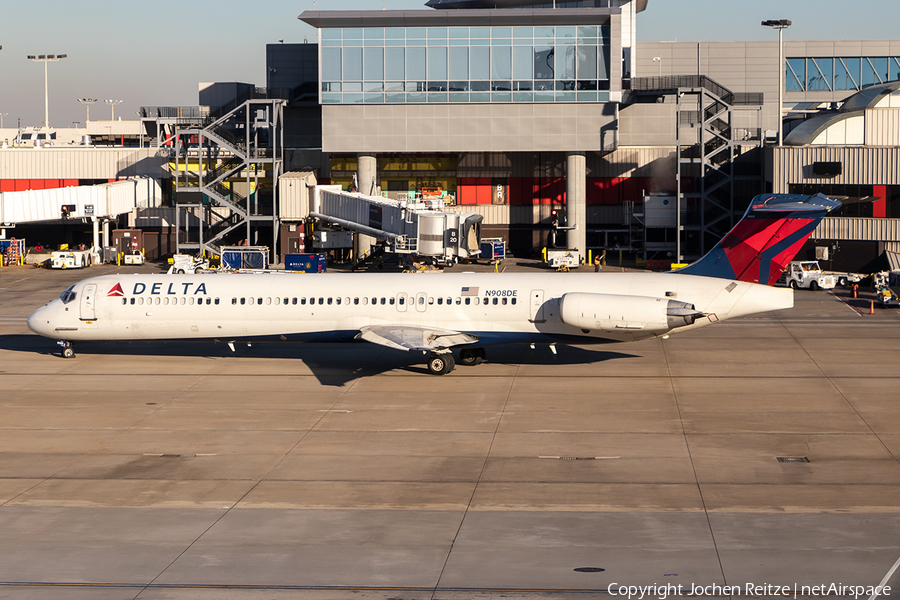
[872,272,900,307]
[785,261,836,290]
[50,250,92,269]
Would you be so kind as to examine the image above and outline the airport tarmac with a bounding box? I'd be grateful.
[1,262,900,600]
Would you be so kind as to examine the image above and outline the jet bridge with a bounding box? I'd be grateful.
[0,179,159,248]
[310,187,483,266]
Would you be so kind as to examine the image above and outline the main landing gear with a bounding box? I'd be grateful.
[459,347,486,366]
[427,351,455,375]
[57,340,75,359]
[426,347,487,375]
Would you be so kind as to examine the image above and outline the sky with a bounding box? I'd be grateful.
[0,0,896,130]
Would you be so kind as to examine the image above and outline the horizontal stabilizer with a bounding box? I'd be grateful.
[676,193,841,285]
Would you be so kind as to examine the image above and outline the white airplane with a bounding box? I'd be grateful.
[28,193,840,375]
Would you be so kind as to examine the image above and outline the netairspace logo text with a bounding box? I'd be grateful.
[607,582,891,599]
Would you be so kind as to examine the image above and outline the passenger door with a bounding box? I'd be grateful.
[80,284,98,321]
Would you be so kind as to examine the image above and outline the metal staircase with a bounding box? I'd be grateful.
[164,88,287,259]
[631,76,763,260]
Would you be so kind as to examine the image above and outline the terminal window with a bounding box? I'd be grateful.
[786,56,900,92]
[320,25,612,104]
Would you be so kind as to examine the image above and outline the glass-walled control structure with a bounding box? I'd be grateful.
[787,56,900,92]
[320,25,613,104]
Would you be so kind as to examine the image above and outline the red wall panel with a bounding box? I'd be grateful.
[874,185,887,218]
[475,178,492,205]
[508,178,525,205]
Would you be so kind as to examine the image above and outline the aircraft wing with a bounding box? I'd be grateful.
[356,324,479,351]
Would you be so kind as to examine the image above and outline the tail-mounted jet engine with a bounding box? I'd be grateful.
[559,292,704,334]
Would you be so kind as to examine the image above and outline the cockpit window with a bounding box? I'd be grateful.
[59,286,77,304]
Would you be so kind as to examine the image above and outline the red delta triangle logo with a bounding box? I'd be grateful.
[107,283,125,297]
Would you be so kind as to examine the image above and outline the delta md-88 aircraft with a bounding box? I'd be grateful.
[28,193,840,375]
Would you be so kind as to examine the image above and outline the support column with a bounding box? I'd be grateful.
[355,153,378,258]
[566,152,587,257]
[102,220,110,248]
[92,218,100,251]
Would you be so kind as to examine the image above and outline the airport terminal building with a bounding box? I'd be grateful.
[288,0,900,268]
[2,0,899,271]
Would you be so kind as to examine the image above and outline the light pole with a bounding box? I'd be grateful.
[762,19,791,146]
[653,56,661,78]
[105,99,123,120]
[77,98,97,123]
[27,54,68,129]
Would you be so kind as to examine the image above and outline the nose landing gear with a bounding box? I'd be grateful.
[57,340,75,359]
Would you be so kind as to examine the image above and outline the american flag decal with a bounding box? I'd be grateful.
[461,286,479,296]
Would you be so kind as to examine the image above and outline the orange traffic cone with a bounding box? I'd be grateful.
[870,300,875,314]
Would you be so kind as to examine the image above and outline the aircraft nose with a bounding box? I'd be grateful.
[27,305,54,338]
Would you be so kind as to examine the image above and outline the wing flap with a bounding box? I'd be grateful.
[357,324,478,351]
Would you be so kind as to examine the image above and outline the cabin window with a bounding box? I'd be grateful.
[502,298,507,305]
[493,298,499,305]
[380,297,386,305]
[354,298,359,305]
[163,297,169,305]
[241,298,246,305]
[418,296,424,305]
[464,298,470,305]
[437,298,443,305]
[258,298,263,305]
[214,298,218,305]
[389,297,395,305]
[123,298,127,305]
[300,298,306,305]
[345,297,350,305]
[265,297,271,305]
[319,298,325,305]
[398,297,404,305]
[511,298,517,305]
[474,298,480,305]
[428,297,434,305]
[335,297,341,305]
[371,297,377,305]
[363,297,369,305]
[327,298,333,305]
[180,297,186,305]
[232,298,237,305]
[455,297,461,305]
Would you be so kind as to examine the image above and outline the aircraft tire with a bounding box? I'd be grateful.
[62,347,75,359]
[427,353,454,375]
[441,353,456,374]
[460,347,484,366]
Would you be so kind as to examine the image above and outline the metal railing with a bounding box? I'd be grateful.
[632,75,734,104]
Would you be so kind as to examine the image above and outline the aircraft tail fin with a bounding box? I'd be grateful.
[676,193,841,285]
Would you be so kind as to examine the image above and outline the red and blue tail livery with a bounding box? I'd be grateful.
[677,193,841,285]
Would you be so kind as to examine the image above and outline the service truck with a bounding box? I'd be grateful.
[50,249,92,269]
[784,261,836,290]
